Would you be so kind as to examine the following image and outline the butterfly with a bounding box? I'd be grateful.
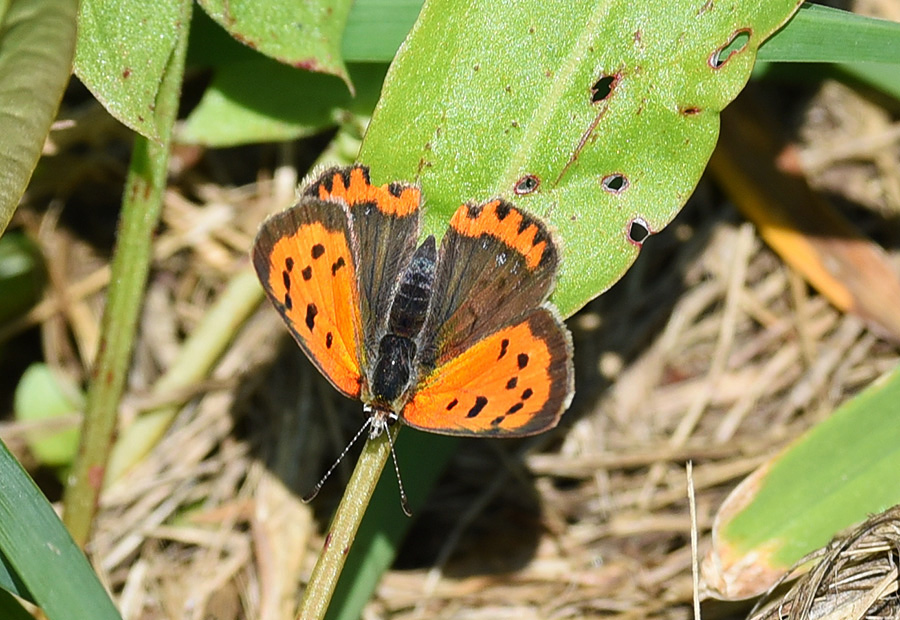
[252,165,574,510]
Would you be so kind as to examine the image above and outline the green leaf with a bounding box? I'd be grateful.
[360,0,805,317]
[0,440,122,620]
[759,3,900,64]
[180,59,387,146]
[14,363,83,468]
[706,363,900,598]
[182,9,388,146]
[0,0,77,237]
[197,0,354,87]
[0,231,45,325]
[74,0,184,141]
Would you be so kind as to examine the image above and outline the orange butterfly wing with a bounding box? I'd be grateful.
[402,200,574,436]
[304,165,422,356]
[403,307,573,436]
[252,198,364,399]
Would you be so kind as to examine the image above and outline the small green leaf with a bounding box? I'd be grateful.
[14,364,83,468]
[74,0,186,141]
[180,58,387,146]
[0,232,45,325]
[197,0,354,87]
[361,0,805,317]
[0,440,122,620]
[0,0,77,236]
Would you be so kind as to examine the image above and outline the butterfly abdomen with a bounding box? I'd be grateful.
[388,236,437,337]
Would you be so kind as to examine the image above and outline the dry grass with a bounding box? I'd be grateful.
[3,15,900,620]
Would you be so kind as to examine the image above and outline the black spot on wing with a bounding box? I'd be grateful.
[301,266,313,281]
[467,396,488,418]
[305,303,318,331]
[517,353,529,369]
[332,256,346,275]
[311,244,325,259]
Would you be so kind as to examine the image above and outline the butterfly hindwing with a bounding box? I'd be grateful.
[403,306,573,436]
[304,165,422,354]
[252,198,365,399]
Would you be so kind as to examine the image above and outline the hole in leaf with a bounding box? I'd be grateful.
[591,74,617,103]
[601,174,628,193]
[627,218,651,245]
[710,29,751,68]
[514,175,540,195]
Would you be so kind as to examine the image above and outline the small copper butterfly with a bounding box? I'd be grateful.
[252,165,574,505]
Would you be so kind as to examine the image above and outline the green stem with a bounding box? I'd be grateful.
[61,0,192,547]
[295,425,396,620]
[105,269,263,484]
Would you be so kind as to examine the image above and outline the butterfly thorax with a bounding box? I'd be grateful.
[369,236,437,408]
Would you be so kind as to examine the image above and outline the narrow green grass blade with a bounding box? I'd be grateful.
[759,3,900,64]
[0,550,29,600]
[0,440,121,620]
[0,0,77,236]
[707,364,900,597]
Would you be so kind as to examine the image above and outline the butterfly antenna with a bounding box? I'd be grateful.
[302,417,373,504]
[383,423,412,517]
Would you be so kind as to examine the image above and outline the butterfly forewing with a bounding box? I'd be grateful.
[420,199,560,367]
[304,165,422,354]
[252,198,365,399]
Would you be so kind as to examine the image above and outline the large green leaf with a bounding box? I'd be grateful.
[0,439,122,620]
[360,0,805,317]
[0,0,77,237]
[197,0,353,87]
[74,0,185,141]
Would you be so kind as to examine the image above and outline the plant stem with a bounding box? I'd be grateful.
[295,425,396,620]
[61,0,192,547]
